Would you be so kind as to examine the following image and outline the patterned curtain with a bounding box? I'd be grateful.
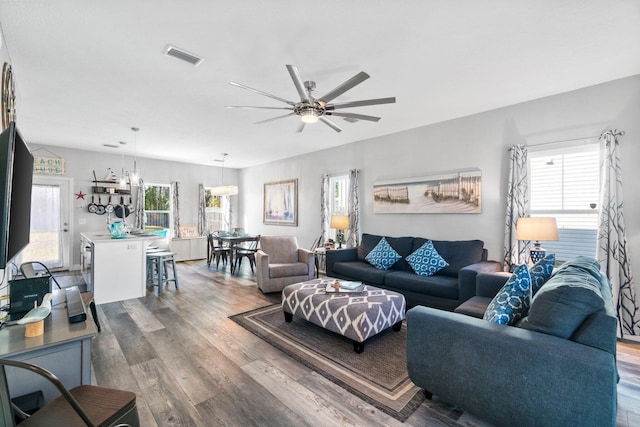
[597,130,639,337]
[171,181,180,238]
[503,145,530,271]
[346,169,360,248]
[321,174,330,243]
[134,178,145,229]
[198,184,206,236]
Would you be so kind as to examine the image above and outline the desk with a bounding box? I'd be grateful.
[210,234,259,274]
[0,289,97,403]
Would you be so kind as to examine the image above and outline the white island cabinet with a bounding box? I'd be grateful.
[80,232,160,304]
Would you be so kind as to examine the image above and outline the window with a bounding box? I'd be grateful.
[328,173,349,241]
[204,188,230,232]
[144,183,171,230]
[529,144,600,262]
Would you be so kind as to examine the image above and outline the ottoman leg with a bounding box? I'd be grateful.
[392,320,402,332]
[353,340,364,354]
[284,311,293,323]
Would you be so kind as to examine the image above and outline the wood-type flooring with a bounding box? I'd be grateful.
[87,260,640,426]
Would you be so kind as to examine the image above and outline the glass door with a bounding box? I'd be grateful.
[17,176,72,271]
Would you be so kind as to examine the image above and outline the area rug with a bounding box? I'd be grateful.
[230,303,425,421]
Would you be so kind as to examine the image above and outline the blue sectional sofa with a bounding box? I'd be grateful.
[325,233,501,310]
[406,257,618,427]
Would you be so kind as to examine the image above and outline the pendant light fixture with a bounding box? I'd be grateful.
[118,141,128,189]
[129,127,140,186]
[210,153,238,196]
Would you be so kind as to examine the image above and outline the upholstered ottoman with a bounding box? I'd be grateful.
[281,279,406,353]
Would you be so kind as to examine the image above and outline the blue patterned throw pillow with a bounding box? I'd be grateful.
[483,264,531,325]
[406,240,449,276]
[365,237,402,270]
[530,254,555,296]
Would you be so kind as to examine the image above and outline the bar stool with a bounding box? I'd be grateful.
[146,251,178,296]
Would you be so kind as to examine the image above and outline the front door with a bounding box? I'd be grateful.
[17,176,72,271]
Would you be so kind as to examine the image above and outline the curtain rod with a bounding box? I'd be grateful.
[508,130,625,151]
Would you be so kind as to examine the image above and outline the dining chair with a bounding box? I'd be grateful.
[0,358,139,426]
[19,262,101,332]
[207,232,230,269]
[232,235,260,274]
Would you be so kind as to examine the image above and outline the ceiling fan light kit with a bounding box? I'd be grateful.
[227,65,395,133]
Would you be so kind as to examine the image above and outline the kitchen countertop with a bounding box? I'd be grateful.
[81,231,162,243]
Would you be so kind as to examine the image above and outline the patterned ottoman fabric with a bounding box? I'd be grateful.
[282,279,406,346]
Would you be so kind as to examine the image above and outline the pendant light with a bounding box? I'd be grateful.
[118,141,128,189]
[129,127,140,186]
[210,153,238,196]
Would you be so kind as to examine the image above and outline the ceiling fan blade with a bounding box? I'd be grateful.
[226,106,293,110]
[296,122,305,133]
[254,113,295,125]
[326,112,381,122]
[318,71,370,105]
[286,65,309,103]
[319,116,343,132]
[229,81,295,106]
[326,97,396,110]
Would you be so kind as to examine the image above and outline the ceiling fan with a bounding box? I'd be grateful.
[226,65,396,133]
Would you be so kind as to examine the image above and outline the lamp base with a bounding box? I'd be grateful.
[530,247,546,264]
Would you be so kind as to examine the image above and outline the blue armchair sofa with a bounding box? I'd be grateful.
[326,233,501,310]
[406,257,618,427]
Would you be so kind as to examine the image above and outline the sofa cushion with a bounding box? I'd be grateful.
[518,256,605,339]
[406,240,449,276]
[357,233,383,261]
[365,237,402,270]
[483,264,531,325]
[454,296,493,318]
[413,239,484,277]
[357,234,413,270]
[259,236,299,264]
[385,270,459,300]
[332,261,388,286]
[530,254,555,296]
[269,262,309,279]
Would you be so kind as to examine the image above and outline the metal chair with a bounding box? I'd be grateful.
[232,235,260,274]
[0,358,139,426]
[207,233,230,269]
[19,262,101,332]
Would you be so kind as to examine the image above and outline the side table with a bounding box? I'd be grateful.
[314,247,326,277]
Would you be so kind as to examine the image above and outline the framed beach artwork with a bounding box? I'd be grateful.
[373,169,482,214]
[264,179,298,226]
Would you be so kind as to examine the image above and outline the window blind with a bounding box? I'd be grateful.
[529,144,600,262]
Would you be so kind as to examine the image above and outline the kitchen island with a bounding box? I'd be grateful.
[81,232,161,304]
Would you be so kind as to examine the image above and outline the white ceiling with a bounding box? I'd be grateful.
[0,1,638,168]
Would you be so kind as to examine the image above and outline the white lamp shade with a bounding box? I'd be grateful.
[330,215,349,229]
[516,217,559,241]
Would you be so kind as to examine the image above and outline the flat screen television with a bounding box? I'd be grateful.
[0,122,33,269]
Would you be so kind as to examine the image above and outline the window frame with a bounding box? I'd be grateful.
[143,182,172,233]
[203,188,231,233]
[327,173,350,241]
[528,142,600,263]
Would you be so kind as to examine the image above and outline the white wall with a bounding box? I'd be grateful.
[24,145,239,268]
[239,75,640,278]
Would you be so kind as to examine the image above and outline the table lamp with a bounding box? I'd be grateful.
[330,215,350,249]
[516,217,559,263]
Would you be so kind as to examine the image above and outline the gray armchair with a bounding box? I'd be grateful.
[255,236,314,293]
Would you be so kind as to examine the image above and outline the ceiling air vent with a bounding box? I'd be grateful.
[163,44,204,67]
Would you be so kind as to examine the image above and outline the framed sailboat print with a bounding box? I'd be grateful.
[263,179,298,226]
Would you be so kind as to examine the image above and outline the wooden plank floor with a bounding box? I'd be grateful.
[88,260,640,426]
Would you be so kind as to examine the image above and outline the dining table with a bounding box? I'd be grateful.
[209,233,259,274]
